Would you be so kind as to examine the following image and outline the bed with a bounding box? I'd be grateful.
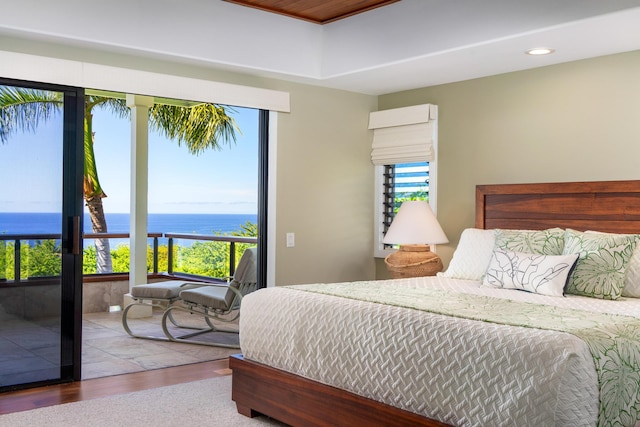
[230,180,640,427]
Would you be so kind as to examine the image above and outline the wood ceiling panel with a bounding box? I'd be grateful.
[224,0,400,24]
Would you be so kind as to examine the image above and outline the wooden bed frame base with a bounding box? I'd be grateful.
[230,354,450,427]
[231,180,640,426]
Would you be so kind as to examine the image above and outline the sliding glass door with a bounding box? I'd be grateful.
[0,78,84,391]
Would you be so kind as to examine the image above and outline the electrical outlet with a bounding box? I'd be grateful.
[286,232,295,247]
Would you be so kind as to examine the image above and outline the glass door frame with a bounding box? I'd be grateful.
[0,77,84,388]
[257,109,268,290]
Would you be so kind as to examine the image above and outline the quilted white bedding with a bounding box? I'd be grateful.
[239,276,640,427]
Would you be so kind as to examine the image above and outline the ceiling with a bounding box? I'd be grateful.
[219,0,640,95]
[224,0,400,24]
[2,0,640,95]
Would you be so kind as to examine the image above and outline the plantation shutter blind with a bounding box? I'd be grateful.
[368,104,437,165]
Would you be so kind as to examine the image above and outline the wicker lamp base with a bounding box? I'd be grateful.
[384,244,444,279]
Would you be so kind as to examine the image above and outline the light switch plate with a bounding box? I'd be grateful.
[286,232,295,247]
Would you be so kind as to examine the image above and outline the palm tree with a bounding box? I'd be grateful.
[0,86,239,273]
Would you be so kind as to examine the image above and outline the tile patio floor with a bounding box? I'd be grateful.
[0,308,239,386]
[82,309,239,379]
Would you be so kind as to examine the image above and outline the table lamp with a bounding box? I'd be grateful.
[383,200,448,278]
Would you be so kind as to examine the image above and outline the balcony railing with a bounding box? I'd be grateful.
[0,233,61,284]
[164,233,257,278]
[0,232,257,284]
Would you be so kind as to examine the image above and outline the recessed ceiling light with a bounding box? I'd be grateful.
[526,48,555,56]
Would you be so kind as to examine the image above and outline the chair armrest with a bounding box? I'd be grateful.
[179,281,227,288]
[226,285,244,302]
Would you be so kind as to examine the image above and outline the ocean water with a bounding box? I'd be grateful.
[0,212,257,235]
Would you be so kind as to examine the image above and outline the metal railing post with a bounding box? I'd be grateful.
[153,236,159,274]
[14,239,20,282]
[167,237,174,275]
[0,240,5,282]
[229,242,236,277]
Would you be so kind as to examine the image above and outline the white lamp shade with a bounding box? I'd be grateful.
[383,201,448,245]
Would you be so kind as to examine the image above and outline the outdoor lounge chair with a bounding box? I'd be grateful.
[121,280,205,341]
[161,246,258,348]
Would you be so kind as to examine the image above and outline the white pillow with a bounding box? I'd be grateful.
[439,228,495,281]
[483,250,579,297]
[585,231,640,298]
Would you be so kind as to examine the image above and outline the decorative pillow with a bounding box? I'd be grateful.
[624,247,640,297]
[585,231,640,298]
[494,228,565,255]
[563,229,639,300]
[483,250,579,297]
[438,228,495,281]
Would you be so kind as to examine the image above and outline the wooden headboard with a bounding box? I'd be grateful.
[476,180,640,234]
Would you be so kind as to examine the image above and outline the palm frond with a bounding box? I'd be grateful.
[0,86,63,143]
[149,103,240,155]
[88,96,130,119]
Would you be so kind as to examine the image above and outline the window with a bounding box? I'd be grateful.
[369,104,438,258]
[382,161,430,235]
[374,161,434,257]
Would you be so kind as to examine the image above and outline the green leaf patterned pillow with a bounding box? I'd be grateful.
[494,228,565,255]
[585,231,640,298]
[563,229,639,300]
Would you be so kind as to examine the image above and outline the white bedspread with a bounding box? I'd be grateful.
[239,277,640,427]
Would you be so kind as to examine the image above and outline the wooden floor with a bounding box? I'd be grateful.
[0,358,231,415]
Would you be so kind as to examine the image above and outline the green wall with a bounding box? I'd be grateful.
[270,81,377,285]
[376,50,640,276]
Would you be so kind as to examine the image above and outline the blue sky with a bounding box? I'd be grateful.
[0,101,259,214]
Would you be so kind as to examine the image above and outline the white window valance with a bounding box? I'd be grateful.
[368,104,437,165]
[0,50,290,112]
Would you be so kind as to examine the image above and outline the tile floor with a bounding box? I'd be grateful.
[0,314,60,386]
[0,308,239,387]
[82,309,239,379]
